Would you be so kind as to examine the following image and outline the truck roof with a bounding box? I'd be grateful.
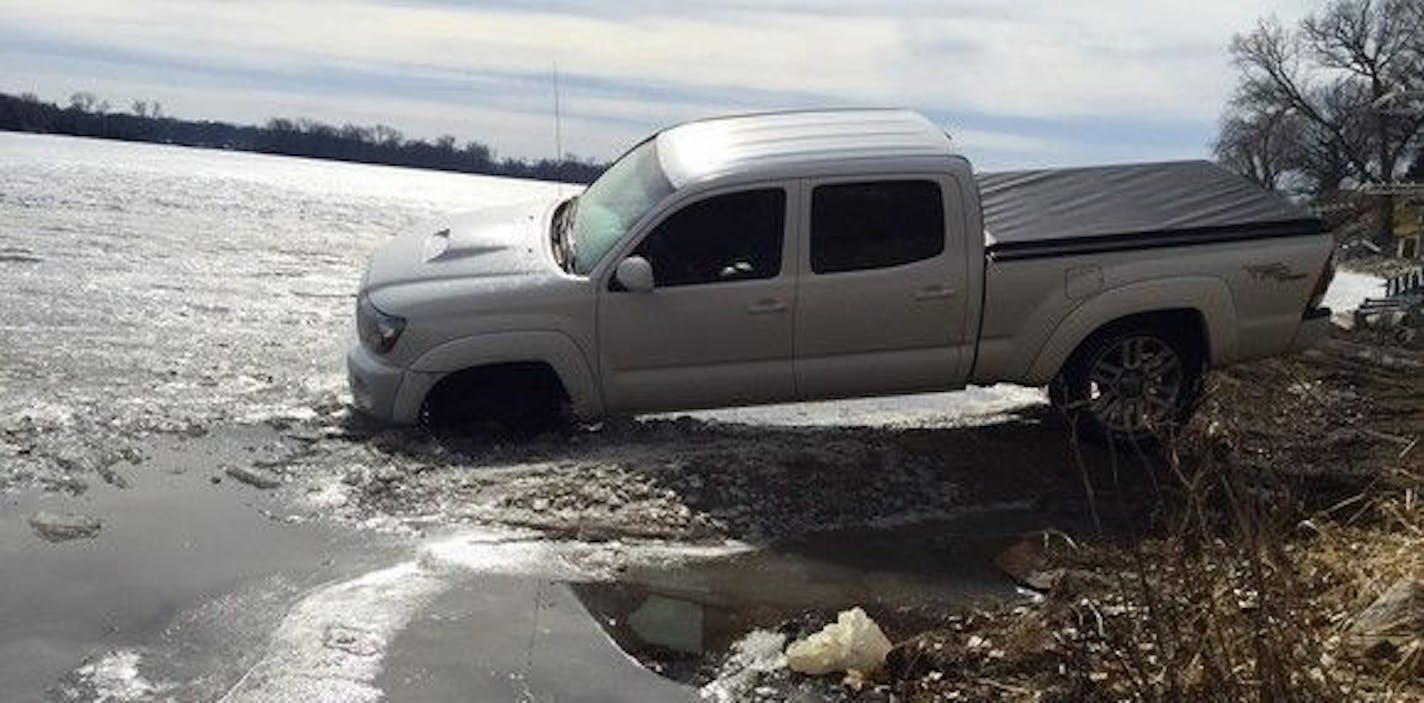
[655,109,957,187]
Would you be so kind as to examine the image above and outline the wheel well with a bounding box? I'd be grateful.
[420,361,569,426]
[1063,308,1209,375]
[1050,308,1210,440]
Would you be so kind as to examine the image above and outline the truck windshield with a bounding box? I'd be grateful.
[570,138,673,275]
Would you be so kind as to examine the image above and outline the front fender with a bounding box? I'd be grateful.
[1024,276,1238,384]
[404,330,602,418]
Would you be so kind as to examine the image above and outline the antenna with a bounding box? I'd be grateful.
[553,62,564,192]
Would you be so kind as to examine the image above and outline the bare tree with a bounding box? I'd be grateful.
[67,92,99,112]
[131,100,149,118]
[464,141,493,166]
[1213,104,1302,191]
[339,123,373,143]
[371,124,403,147]
[1224,0,1424,242]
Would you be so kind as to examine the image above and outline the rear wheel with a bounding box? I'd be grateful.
[1053,323,1203,444]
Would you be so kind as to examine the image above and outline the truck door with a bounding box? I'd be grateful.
[793,176,971,400]
[597,185,798,413]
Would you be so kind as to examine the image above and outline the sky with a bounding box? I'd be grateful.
[0,0,1321,170]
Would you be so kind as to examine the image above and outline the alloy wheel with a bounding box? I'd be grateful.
[1085,334,1185,436]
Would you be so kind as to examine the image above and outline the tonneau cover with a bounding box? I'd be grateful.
[977,160,1325,260]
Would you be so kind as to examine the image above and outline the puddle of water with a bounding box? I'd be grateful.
[0,426,394,703]
[379,576,695,703]
[209,527,708,703]
[571,506,1053,684]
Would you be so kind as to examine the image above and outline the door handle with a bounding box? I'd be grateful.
[914,286,956,301]
[746,299,788,315]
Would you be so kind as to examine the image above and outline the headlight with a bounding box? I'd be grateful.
[356,293,406,354]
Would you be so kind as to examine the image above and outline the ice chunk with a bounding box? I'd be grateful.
[59,649,165,702]
[323,623,383,657]
[628,595,704,654]
[784,607,892,675]
[29,510,102,542]
[700,629,787,703]
[225,465,282,489]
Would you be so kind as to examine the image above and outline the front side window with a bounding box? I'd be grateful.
[811,180,945,274]
[571,139,675,274]
[632,188,786,288]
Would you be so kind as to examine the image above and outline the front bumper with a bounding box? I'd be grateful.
[347,343,419,424]
[1290,307,1332,352]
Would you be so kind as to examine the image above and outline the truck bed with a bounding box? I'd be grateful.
[977,160,1325,261]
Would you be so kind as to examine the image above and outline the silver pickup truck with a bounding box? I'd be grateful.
[348,109,1334,440]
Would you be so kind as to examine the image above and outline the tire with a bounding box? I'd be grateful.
[420,366,568,438]
[1052,322,1204,444]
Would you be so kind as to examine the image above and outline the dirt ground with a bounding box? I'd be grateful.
[280,399,1120,544]
[1208,332,1424,480]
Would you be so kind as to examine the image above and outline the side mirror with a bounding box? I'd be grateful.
[615,256,655,293]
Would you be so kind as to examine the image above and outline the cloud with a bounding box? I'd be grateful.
[0,0,1320,165]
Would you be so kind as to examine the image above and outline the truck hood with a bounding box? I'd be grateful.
[362,198,563,294]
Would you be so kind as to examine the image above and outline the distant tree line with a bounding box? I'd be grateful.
[1213,0,1424,243]
[0,91,605,184]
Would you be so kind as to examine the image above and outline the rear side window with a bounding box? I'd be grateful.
[811,180,945,274]
[633,189,785,287]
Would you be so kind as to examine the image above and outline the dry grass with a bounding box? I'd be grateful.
[886,341,1424,702]
[889,459,1423,702]
[1297,470,1424,691]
